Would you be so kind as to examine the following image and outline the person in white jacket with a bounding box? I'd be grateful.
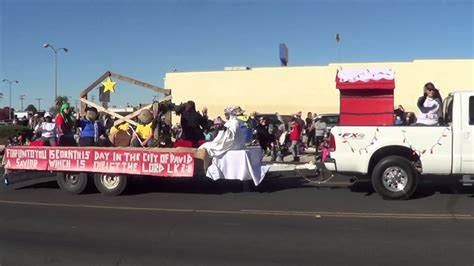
[34,112,57,146]
[416,82,443,126]
[199,106,246,158]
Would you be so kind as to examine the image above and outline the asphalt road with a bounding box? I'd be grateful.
[0,173,473,266]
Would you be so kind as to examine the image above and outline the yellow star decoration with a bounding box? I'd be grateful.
[102,77,116,93]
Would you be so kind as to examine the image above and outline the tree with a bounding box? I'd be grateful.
[51,96,72,116]
[55,96,69,106]
[0,107,11,120]
[25,104,37,114]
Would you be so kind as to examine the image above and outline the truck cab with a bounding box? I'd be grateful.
[445,92,474,174]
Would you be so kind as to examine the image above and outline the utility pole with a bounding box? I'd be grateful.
[35,98,43,111]
[19,95,26,111]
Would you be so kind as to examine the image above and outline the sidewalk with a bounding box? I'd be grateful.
[262,146,321,174]
[262,147,318,164]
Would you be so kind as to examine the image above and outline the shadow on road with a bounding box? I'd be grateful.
[123,175,314,195]
[5,173,313,195]
[5,171,473,199]
[349,178,474,200]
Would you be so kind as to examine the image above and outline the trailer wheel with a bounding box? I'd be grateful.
[371,156,418,200]
[94,173,127,196]
[57,172,89,195]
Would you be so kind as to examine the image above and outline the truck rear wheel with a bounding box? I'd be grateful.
[57,172,89,195]
[371,156,418,200]
[94,173,127,196]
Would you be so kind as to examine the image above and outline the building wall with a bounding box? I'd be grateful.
[164,59,473,119]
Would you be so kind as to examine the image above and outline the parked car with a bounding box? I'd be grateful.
[317,113,339,137]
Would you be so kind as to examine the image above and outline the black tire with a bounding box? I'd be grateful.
[57,172,89,195]
[371,155,418,200]
[94,173,127,196]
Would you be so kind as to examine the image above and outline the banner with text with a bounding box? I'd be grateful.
[4,147,195,177]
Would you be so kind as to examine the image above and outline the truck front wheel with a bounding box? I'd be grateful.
[57,172,89,195]
[94,173,127,196]
[371,156,418,200]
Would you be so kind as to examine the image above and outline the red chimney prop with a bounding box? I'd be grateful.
[336,68,395,126]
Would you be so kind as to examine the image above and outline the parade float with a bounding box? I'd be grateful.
[3,71,269,195]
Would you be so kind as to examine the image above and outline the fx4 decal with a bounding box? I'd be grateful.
[341,133,365,139]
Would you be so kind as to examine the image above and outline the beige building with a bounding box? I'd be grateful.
[164,59,473,118]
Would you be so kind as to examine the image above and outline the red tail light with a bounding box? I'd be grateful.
[329,133,336,152]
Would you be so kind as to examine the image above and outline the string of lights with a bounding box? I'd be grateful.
[336,127,379,154]
[336,127,451,156]
[400,127,450,156]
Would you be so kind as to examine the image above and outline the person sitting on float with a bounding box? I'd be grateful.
[77,106,107,147]
[34,112,57,146]
[416,82,443,126]
[199,106,247,158]
[109,120,131,147]
[211,116,225,139]
[55,102,77,146]
[179,101,207,146]
[235,108,254,145]
[155,114,173,147]
[131,109,154,147]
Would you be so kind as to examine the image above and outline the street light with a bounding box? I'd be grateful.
[43,43,68,101]
[2,79,19,120]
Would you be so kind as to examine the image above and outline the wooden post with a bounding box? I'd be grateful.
[110,72,171,95]
[113,104,152,127]
[80,98,138,126]
[79,71,111,114]
[113,95,172,126]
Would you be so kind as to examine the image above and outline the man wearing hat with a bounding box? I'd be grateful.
[77,106,106,146]
[234,107,254,144]
[131,109,155,147]
[34,112,57,146]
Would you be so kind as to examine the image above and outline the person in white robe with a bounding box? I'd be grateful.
[199,106,270,186]
[199,106,246,158]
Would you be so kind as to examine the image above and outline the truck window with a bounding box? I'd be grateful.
[469,96,474,125]
[443,96,454,124]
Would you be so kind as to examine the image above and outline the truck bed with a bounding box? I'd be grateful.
[328,125,453,175]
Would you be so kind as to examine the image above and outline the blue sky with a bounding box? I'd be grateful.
[1,0,473,110]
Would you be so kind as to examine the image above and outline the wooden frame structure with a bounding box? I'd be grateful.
[79,71,172,127]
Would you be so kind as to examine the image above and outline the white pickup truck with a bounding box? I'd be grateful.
[324,91,474,199]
